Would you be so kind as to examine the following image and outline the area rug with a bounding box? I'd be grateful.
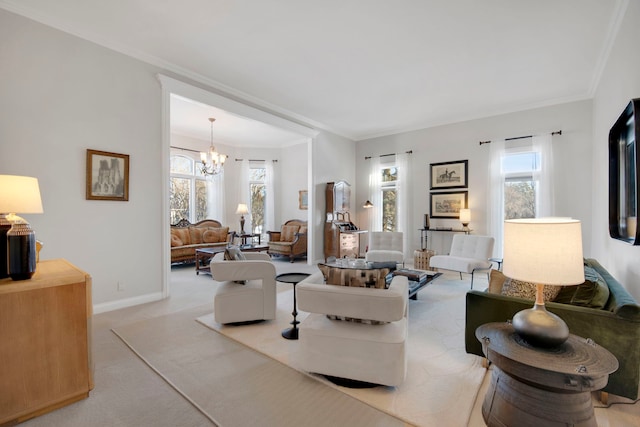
[112,303,407,427]
[197,277,487,427]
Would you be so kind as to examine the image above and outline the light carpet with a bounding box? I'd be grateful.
[197,277,487,427]
[112,303,407,427]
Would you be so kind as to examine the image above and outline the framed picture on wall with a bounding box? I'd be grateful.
[430,191,467,218]
[299,190,308,210]
[430,160,468,189]
[86,149,129,201]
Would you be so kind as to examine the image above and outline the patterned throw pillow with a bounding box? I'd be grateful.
[488,270,507,294]
[553,266,610,309]
[501,278,561,302]
[224,246,246,261]
[280,225,300,242]
[170,234,183,247]
[189,227,204,244]
[203,227,229,243]
[172,228,191,246]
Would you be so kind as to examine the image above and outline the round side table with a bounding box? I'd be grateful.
[276,272,311,340]
[476,322,618,427]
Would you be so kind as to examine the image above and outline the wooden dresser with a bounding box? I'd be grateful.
[0,259,93,426]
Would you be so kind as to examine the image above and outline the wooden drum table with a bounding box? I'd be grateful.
[476,322,618,427]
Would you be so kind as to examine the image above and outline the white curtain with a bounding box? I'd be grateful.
[265,160,276,233]
[532,133,555,217]
[489,139,506,258]
[368,156,382,231]
[396,152,412,256]
[238,159,251,233]
[206,172,225,223]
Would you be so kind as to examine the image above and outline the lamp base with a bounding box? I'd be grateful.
[0,213,10,279]
[239,215,246,235]
[7,222,37,281]
[512,303,569,348]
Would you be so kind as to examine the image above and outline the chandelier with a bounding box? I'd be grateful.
[200,117,227,176]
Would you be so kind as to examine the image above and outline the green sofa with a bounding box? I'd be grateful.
[465,258,640,400]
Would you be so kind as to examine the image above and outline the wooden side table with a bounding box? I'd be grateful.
[0,259,93,425]
[476,322,618,427]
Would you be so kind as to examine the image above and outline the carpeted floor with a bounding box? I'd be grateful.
[112,303,407,427]
[113,275,486,427]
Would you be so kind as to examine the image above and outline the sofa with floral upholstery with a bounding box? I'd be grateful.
[170,219,232,264]
[465,258,640,400]
[266,219,308,262]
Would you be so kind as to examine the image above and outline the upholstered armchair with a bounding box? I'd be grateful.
[296,273,409,387]
[267,219,308,262]
[429,234,495,289]
[210,252,277,324]
[365,231,404,265]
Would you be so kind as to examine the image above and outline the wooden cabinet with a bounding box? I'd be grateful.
[324,181,365,260]
[0,259,93,426]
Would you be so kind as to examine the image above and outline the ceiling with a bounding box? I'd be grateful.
[1,0,626,144]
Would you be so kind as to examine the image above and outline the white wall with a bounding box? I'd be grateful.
[0,9,347,309]
[356,100,593,257]
[0,10,165,309]
[311,132,357,262]
[591,0,640,300]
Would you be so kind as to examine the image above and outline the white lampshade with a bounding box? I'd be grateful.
[503,218,584,286]
[0,175,44,214]
[459,208,471,224]
[236,203,249,215]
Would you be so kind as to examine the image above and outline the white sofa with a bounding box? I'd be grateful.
[210,252,277,324]
[296,272,408,387]
[428,234,495,289]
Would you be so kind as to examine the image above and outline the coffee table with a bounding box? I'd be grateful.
[195,247,227,275]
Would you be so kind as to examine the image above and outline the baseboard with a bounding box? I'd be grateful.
[93,292,164,314]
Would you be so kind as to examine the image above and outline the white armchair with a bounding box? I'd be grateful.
[365,231,404,265]
[295,273,408,387]
[428,234,495,289]
[210,252,277,324]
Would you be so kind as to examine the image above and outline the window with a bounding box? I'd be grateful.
[381,166,398,231]
[249,167,266,236]
[170,154,208,224]
[502,151,539,220]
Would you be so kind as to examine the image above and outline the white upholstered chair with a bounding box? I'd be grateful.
[295,273,408,387]
[365,231,404,265]
[210,252,277,324]
[429,234,495,289]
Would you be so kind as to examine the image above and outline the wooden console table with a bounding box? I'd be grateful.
[0,259,93,426]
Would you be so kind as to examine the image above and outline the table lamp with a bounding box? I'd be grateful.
[236,203,249,234]
[503,218,584,347]
[459,208,471,231]
[0,175,44,281]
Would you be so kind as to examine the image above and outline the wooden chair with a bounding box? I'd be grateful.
[267,219,308,262]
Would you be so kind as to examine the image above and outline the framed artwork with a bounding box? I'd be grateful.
[86,149,129,201]
[430,160,468,189]
[430,191,468,218]
[299,190,308,210]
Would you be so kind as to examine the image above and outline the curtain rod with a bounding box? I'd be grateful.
[234,158,278,163]
[479,130,562,145]
[170,146,200,153]
[364,150,413,160]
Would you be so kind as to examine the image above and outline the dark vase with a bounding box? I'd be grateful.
[7,222,36,281]
[0,214,10,279]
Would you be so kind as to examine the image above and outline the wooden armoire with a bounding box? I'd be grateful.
[324,181,365,260]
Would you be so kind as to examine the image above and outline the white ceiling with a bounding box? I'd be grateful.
[1,0,626,144]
